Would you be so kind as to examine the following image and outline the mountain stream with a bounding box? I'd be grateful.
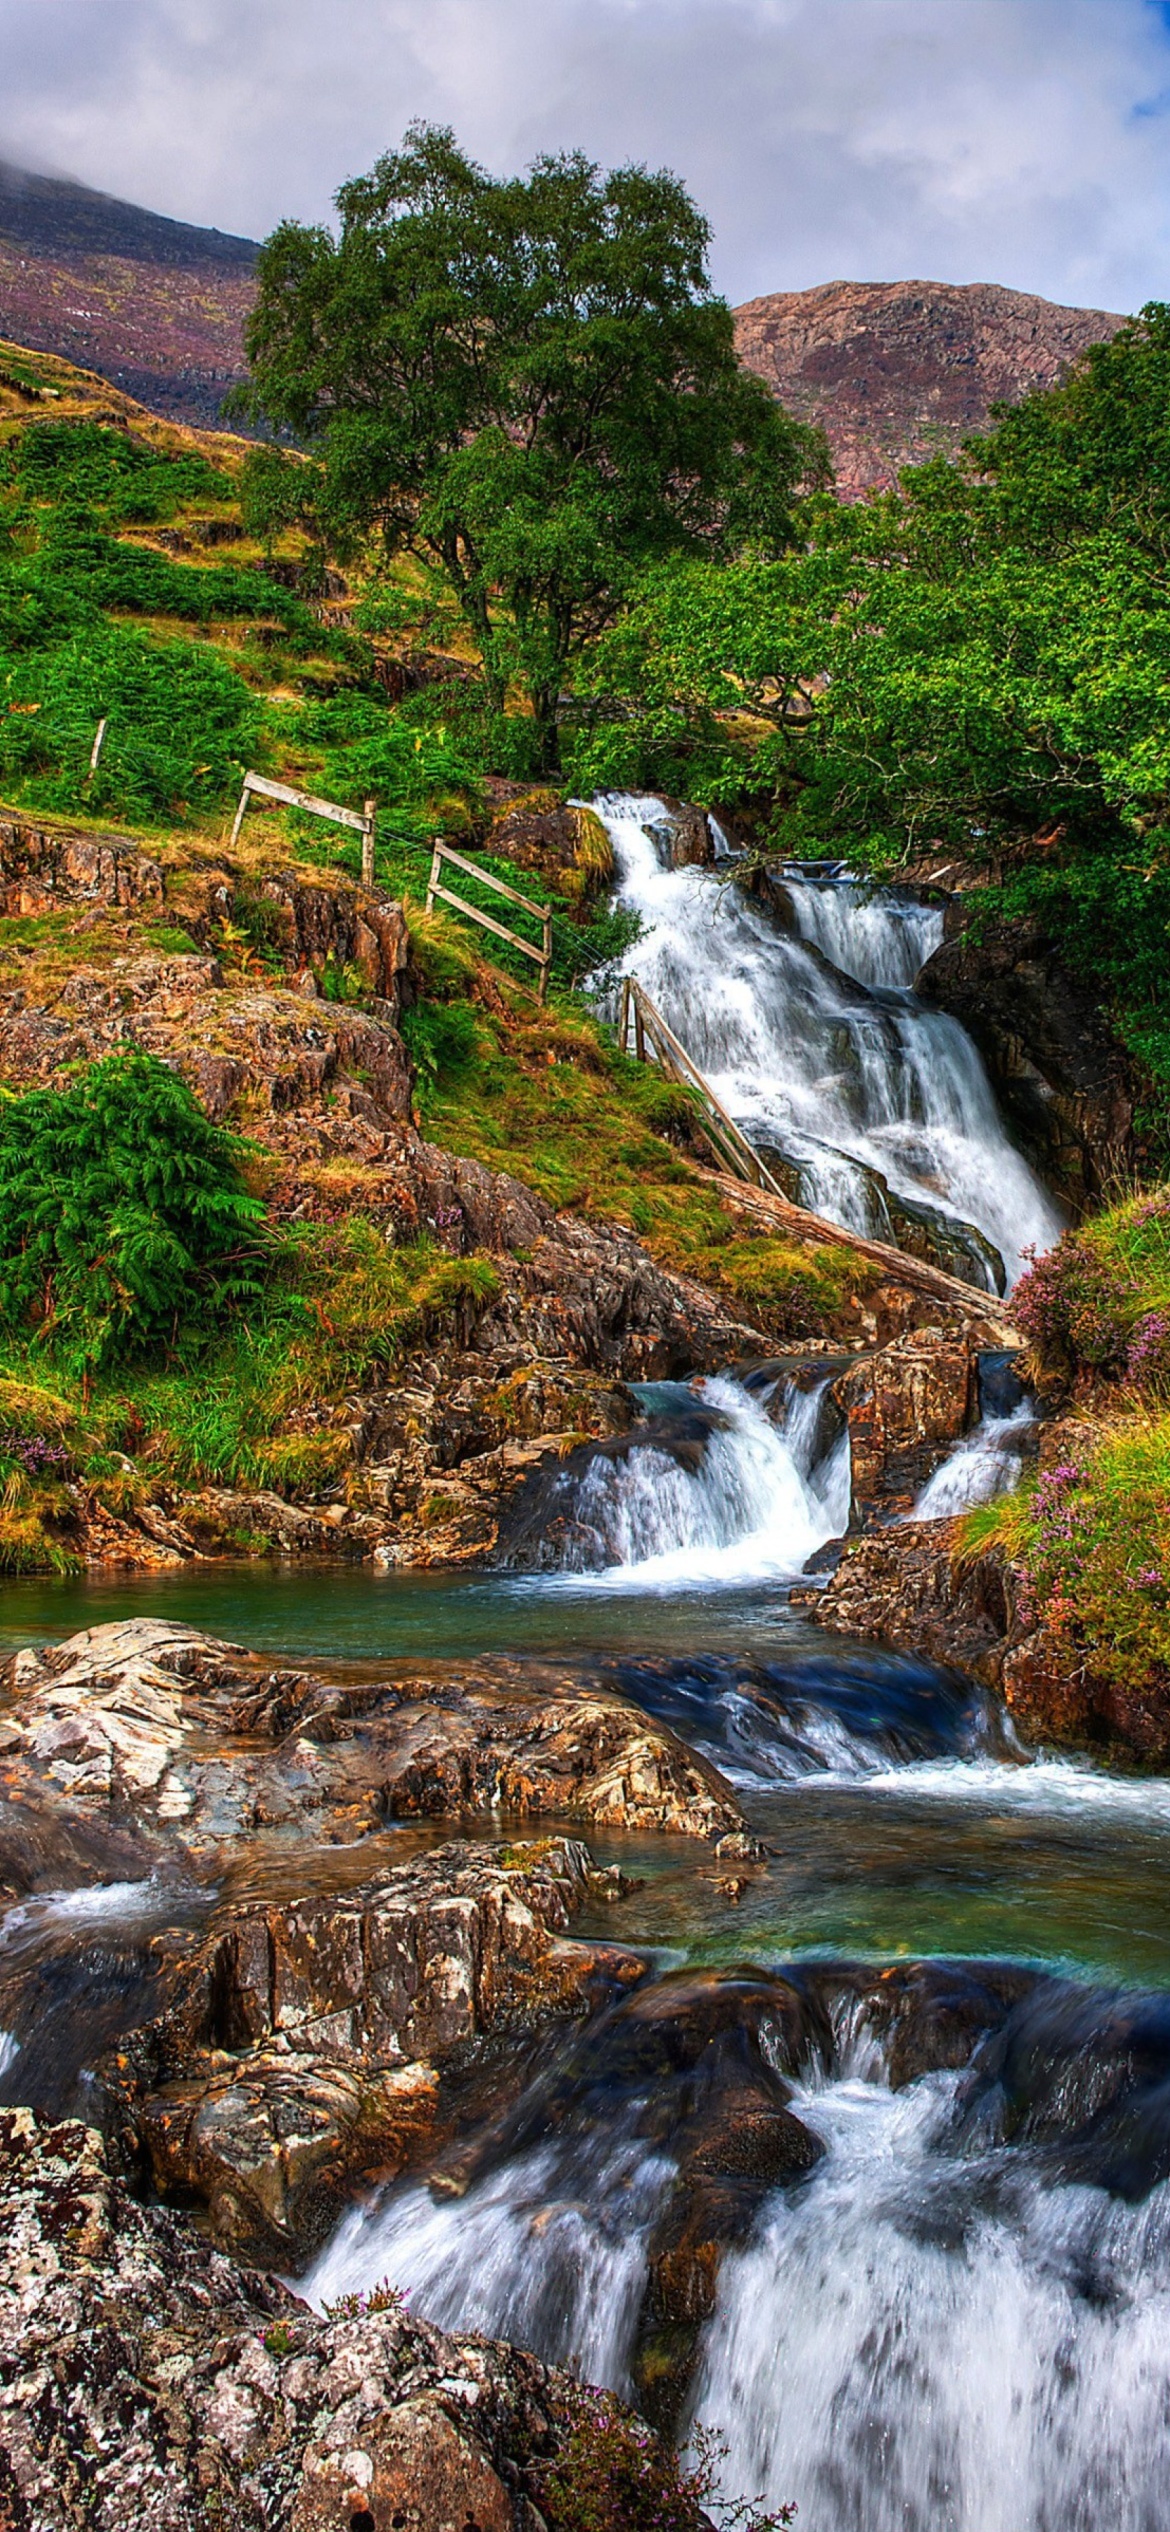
[7,832,1165,2529]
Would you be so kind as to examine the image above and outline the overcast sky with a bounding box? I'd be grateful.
[3,0,1170,311]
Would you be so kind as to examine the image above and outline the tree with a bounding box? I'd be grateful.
[241,123,829,767]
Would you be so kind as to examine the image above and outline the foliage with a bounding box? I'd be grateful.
[241,121,828,765]
[0,1052,266,1369]
[0,619,263,820]
[961,1413,1170,1701]
[1012,1190,1170,1386]
[399,994,480,1088]
[1,419,233,522]
[539,2393,793,2532]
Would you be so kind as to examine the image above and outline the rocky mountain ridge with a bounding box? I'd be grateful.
[734,277,1127,497]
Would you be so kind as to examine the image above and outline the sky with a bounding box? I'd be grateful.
[3,0,1170,311]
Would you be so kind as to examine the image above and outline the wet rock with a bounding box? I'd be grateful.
[0,2106,591,2529]
[797,1517,1013,1676]
[833,1330,976,1513]
[947,1978,1170,2199]
[102,1837,645,2263]
[801,1958,1039,2090]
[0,1621,744,1848]
[918,908,1142,1208]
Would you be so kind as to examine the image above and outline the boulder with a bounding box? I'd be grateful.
[0,1621,745,1848]
[101,1837,645,2263]
[0,2106,592,2529]
[833,1329,976,1513]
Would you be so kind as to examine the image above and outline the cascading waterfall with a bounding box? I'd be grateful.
[548,1373,849,1587]
[784,872,943,990]
[695,2066,1170,2532]
[913,1400,1036,1518]
[303,1976,1170,2532]
[595,794,1063,1286]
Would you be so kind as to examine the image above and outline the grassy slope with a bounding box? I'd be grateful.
[961,1190,1170,1692]
[0,347,874,1570]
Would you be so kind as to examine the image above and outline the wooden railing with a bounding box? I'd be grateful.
[230,772,377,884]
[426,842,553,1002]
[617,973,786,1196]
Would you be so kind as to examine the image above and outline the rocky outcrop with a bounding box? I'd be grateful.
[0,1619,745,1849]
[796,1515,1013,1674]
[918,907,1142,1209]
[802,1503,1170,1769]
[1,953,415,1126]
[101,1837,644,2263]
[481,792,615,904]
[0,2106,593,2528]
[832,1328,976,1516]
[734,279,1124,500]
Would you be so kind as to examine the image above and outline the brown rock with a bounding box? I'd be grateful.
[104,1836,645,2261]
[290,2397,513,2532]
[833,1329,975,1511]
[0,1620,744,1849]
[734,279,1124,501]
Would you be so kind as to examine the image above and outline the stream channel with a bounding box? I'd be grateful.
[4,804,1167,2529]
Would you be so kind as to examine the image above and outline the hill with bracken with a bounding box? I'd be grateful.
[733,278,1127,496]
[0,159,256,429]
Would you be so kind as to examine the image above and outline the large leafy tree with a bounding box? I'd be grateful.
[242,123,829,767]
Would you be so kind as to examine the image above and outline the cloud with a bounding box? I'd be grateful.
[1,0,1168,309]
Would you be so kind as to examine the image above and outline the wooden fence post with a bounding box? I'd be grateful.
[426,839,442,914]
[361,799,376,889]
[88,717,107,776]
[539,904,553,1004]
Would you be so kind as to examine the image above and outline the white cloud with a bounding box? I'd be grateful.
[1,0,1168,309]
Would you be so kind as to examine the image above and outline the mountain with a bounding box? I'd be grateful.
[0,159,256,428]
[0,164,1129,469]
[733,279,1127,498]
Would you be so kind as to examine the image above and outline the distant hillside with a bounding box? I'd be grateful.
[734,279,1128,498]
[0,159,256,428]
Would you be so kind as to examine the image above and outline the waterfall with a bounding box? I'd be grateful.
[545,1374,848,1588]
[784,873,943,990]
[303,2123,675,2396]
[694,2067,1170,2532]
[913,1401,1036,1519]
[594,795,1062,1286]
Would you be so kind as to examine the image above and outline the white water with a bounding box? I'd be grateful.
[785,875,943,990]
[696,2069,1170,2532]
[597,794,1062,1285]
[913,1402,1036,1519]
[303,2129,676,2395]
[304,2038,1170,2532]
[553,1373,849,1590]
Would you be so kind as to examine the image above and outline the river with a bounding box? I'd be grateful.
[3,809,1165,2530]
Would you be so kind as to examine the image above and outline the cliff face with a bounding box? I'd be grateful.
[734,279,1126,498]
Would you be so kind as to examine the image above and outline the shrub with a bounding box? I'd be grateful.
[0,1051,266,1368]
[1013,1189,1170,1385]
[538,2394,793,2532]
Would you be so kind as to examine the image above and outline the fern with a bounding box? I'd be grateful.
[0,1051,266,1367]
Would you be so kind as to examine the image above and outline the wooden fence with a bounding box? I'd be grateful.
[230,772,377,885]
[617,973,786,1195]
[426,842,553,1002]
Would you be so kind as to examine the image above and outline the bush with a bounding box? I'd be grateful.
[0,1051,266,1367]
[538,2394,793,2532]
[1013,1189,1170,1386]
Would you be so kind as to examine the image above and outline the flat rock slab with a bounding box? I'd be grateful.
[0,1619,743,1856]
